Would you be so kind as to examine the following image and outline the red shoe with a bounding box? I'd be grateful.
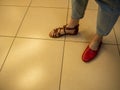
[82,42,102,62]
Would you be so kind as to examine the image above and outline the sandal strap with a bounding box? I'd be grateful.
[51,24,79,38]
[63,25,67,34]
[65,24,79,30]
[53,26,65,37]
[54,25,68,35]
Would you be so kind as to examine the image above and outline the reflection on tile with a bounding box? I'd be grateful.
[31,0,69,8]
[0,0,31,6]
[0,6,27,36]
[103,30,116,44]
[0,0,119,90]
[114,17,120,44]
[0,38,64,90]
[66,9,116,44]
[61,42,120,90]
[17,7,67,40]
[0,37,13,68]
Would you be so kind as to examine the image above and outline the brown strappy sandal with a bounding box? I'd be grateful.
[49,24,79,38]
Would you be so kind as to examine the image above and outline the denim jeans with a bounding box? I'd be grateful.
[72,0,120,36]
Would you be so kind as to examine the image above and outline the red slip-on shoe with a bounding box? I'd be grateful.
[82,42,102,62]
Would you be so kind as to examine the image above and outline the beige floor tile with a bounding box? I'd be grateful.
[66,9,116,44]
[17,7,67,40]
[61,42,120,90]
[114,17,120,44]
[69,0,98,10]
[0,6,27,36]
[0,37,13,68]
[0,38,64,90]
[0,0,31,6]
[31,0,69,8]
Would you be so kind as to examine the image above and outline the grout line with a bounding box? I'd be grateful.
[0,0,33,72]
[29,6,68,9]
[0,35,119,45]
[0,37,16,72]
[0,5,69,9]
[58,40,66,90]
[0,35,15,38]
[59,0,70,90]
[65,0,70,25]
[14,1,32,37]
[113,27,120,56]
[0,3,98,10]
[68,7,98,11]
[64,0,70,41]
[14,36,65,41]
[65,40,119,45]
[0,5,29,7]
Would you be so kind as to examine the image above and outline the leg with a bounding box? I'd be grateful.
[72,0,88,19]
[82,0,120,62]
[68,0,88,28]
[49,0,88,38]
[90,0,120,50]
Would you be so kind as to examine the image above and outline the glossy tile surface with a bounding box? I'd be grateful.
[0,6,27,36]
[0,37,13,68]
[0,0,120,90]
[31,0,69,8]
[61,42,120,90]
[0,38,64,90]
[0,0,31,6]
[17,7,67,40]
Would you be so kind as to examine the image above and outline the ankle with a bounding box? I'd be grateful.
[94,34,103,42]
[67,19,79,28]
[89,34,103,50]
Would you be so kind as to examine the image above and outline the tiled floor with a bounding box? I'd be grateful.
[0,0,120,90]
